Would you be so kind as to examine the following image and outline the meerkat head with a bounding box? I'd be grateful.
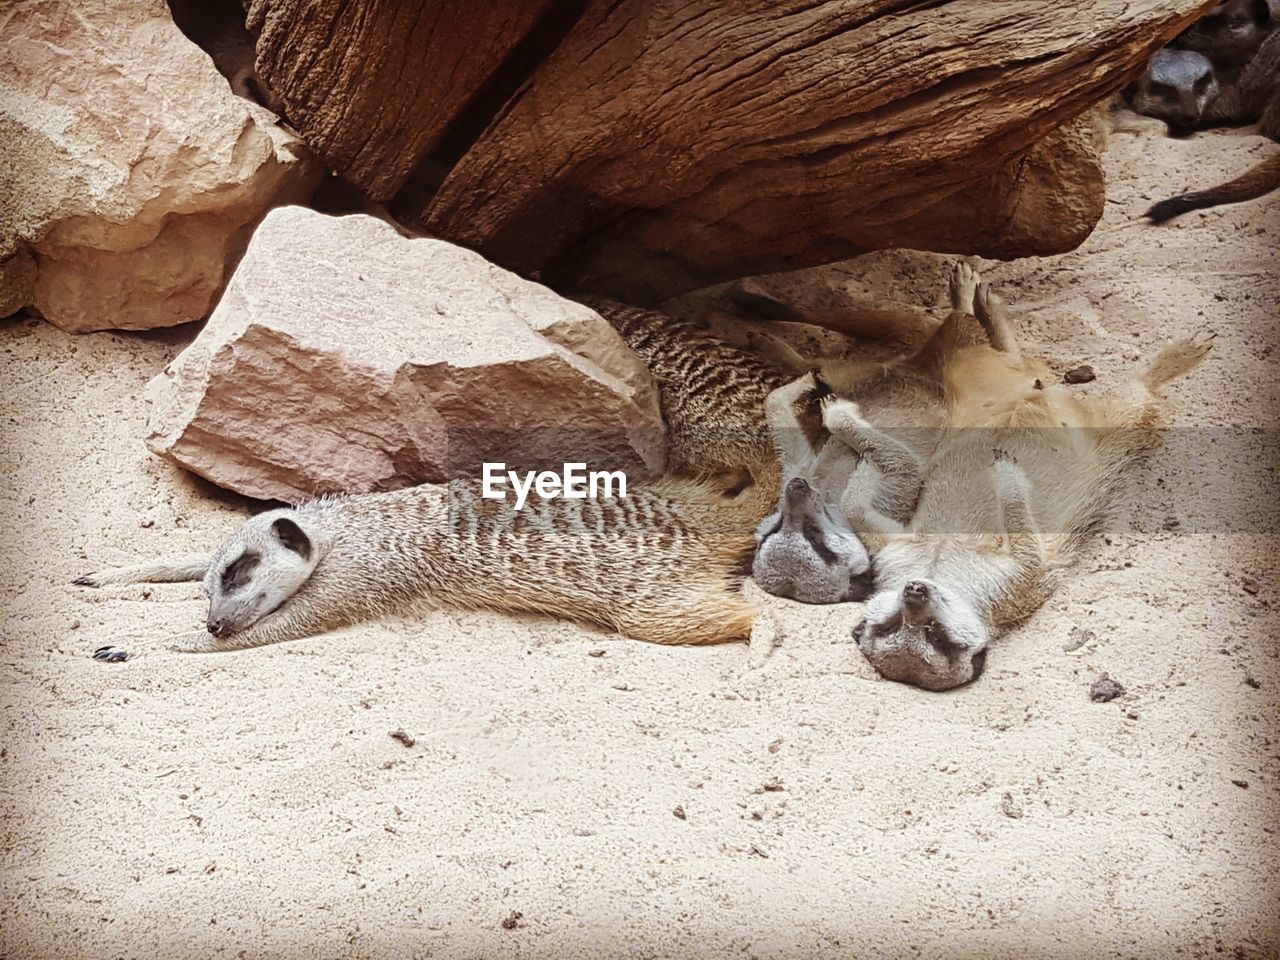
[854,578,989,690]
[1133,48,1220,131]
[203,509,319,638]
[1176,0,1275,67]
[752,476,873,604]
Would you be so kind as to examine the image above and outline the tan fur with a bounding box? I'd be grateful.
[764,262,993,527]
[76,478,759,652]
[850,283,1212,690]
[582,297,788,500]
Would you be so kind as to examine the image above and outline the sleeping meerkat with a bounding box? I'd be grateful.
[752,262,1003,605]
[581,297,790,497]
[74,478,760,652]
[840,283,1211,690]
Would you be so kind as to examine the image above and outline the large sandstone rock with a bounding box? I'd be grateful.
[0,0,320,331]
[249,0,1210,303]
[421,0,1209,302]
[145,207,666,502]
[245,0,562,203]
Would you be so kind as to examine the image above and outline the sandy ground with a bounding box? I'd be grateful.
[1,121,1278,959]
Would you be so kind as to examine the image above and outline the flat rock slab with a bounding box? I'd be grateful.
[145,207,665,502]
[0,0,319,331]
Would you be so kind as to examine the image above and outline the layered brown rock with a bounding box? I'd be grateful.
[145,207,665,502]
[0,0,319,330]
[417,0,1210,302]
[245,0,563,202]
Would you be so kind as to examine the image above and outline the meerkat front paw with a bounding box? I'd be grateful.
[766,370,819,412]
[949,261,981,313]
[166,631,222,654]
[820,394,866,434]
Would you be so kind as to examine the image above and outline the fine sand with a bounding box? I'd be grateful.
[1,120,1277,958]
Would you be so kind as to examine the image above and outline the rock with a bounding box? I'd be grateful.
[0,0,320,331]
[1089,676,1126,702]
[245,0,560,202]
[0,251,36,319]
[1241,575,1261,595]
[238,2,1205,304]
[417,1,1203,301]
[144,207,665,502]
[1064,364,1098,384]
[672,805,686,820]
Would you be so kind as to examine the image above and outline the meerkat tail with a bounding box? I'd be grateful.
[73,555,210,588]
[1145,153,1280,222]
[1141,336,1214,392]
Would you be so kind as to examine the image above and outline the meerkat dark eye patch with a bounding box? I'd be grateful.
[924,621,967,657]
[871,613,903,639]
[800,519,839,564]
[272,518,312,560]
[221,553,260,593]
[844,567,875,602]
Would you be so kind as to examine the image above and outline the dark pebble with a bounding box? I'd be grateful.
[1064,365,1096,384]
[1090,676,1124,702]
[92,646,130,663]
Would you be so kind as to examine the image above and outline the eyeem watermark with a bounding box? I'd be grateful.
[482,462,627,510]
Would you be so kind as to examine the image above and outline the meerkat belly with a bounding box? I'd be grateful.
[919,429,1105,538]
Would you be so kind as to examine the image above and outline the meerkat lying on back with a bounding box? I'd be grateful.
[752,263,997,605]
[75,478,760,652]
[839,284,1211,690]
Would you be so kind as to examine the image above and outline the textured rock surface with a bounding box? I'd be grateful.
[0,0,319,330]
[418,0,1209,301]
[245,0,561,203]
[145,207,665,502]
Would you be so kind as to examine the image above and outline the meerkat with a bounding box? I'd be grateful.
[581,297,790,497]
[830,283,1211,690]
[1173,0,1279,73]
[74,477,761,653]
[1129,48,1223,132]
[1135,16,1280,220]
[751,262,1006,605]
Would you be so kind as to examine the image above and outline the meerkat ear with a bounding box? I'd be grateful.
[271,517,312,561]
[1250,0,1272,26]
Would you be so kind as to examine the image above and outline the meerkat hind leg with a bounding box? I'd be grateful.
[949,261,981,313]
